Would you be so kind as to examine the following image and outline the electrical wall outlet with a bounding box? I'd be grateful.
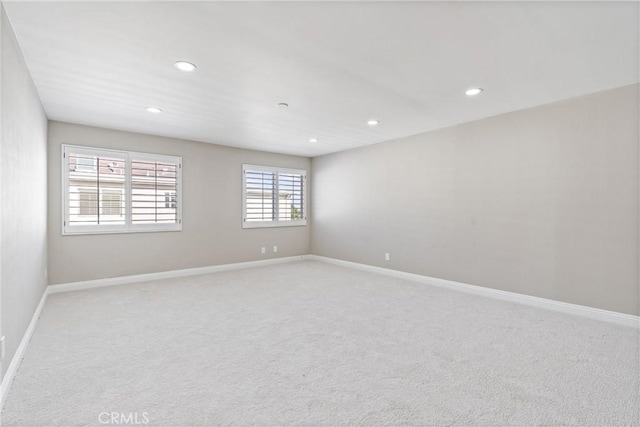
[273,246,278,253]
[261,247,266,254]
[385,253,390,261]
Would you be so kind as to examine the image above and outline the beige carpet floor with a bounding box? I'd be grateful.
[1,260,638,426]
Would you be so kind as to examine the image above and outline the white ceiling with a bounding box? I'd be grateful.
[4,1,638,157]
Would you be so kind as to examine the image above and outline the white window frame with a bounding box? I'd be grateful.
[242,164,307,229]
[62,144,182,235]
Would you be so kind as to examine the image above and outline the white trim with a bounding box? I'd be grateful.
[306,255,640,329]
[48,256,306,294]
[0,289,48,411]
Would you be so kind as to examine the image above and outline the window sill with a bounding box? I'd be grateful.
[242,220,307,229]
[62,224,182,236]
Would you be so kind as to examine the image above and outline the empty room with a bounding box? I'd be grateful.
[0,1,638,426]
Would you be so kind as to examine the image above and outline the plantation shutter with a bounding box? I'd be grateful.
[63,145,182,234]
[131,159,179,225]
[277,172,305,221]
[242,164,307,228]
[244,169,277,222]
[66,150,126,226]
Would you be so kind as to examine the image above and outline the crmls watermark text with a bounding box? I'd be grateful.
[98,412,150,425]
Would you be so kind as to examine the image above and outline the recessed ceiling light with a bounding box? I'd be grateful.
[367,119,379,126]
[277,102,289,109]
[309,138,319,143]
[174,61,196,72]
[465,87,483,96]
[146,107,162,114]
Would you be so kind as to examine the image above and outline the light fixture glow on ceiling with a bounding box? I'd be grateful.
[465,87,483,96]
[146,107,162,114]
[174,61,197,72]
[309,138,319,143]
[277,102,289,109]
[367,119,379,126]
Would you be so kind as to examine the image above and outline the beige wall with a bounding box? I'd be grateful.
[312,84,639,316]
[48,121,310,285]
[1,6,48,379]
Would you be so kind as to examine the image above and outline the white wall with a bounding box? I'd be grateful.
[0,5,48,379]
[48,121,311,285]
[312,84,639,316]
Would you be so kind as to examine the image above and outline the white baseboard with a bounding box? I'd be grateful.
[0,289,48,411]
[48,255,306,294]
[307,255,640,329]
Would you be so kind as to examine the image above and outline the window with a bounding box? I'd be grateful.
[78,189,98,216]
[101,189,124,216]
[164,192,177,209]
[242,164,307,228]
[63,145,182,235]
[73,155,97,173]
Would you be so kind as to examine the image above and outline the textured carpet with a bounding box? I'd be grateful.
[2,260,638,426]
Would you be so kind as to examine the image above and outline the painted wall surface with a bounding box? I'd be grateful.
[0,6,48,379]
[312,84,639,315]
[48,121,311,285]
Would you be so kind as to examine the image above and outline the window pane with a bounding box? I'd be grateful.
[78,189,97,216]
[101,190,124,216]
[278,172,304,221]
[67,152,126,225]
[245,170,276,222]
[131,160,178,224]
